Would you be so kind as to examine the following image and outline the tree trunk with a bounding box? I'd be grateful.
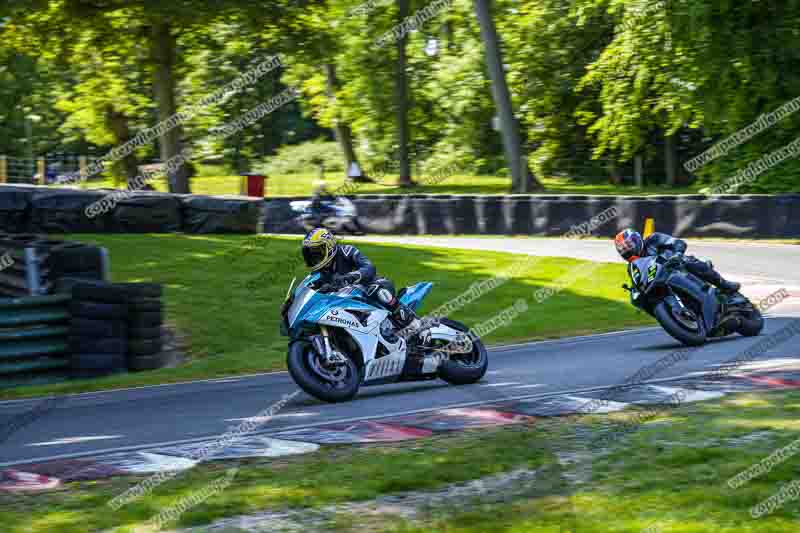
[323,63,372,183]
[395,0,413,187]
[474,0,542,193]
[443,19,455,51]
[104,106,139,186]
[150,21,190,194]
[634,154,644,187]
[664,132,677,186]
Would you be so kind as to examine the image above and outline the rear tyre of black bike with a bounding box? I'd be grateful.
[738,306,765,337]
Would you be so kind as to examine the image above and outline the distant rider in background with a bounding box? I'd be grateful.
[614,229,741,293]
[309,180,335,225]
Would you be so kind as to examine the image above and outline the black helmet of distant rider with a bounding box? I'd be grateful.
[302,228,340,271]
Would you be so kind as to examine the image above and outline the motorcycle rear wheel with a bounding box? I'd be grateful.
[654,301,707,346]
[436,319,489,385]
[738,306,765,337]
[287,340,360,403]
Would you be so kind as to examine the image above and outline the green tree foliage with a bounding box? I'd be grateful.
[0,0,797,193]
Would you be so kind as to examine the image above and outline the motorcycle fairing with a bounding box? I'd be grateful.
[426,323,464,344]
[287,274,376,334]
[287,274,410,384]
[362,333,408,383]
[399,282,433,312]
[664,271,718,332]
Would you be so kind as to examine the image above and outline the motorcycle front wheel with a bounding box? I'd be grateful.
[654,301,707,346]
[287,340,360,403]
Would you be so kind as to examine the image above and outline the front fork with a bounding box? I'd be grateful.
[312,326,346,365]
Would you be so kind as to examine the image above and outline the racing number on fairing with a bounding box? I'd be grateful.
[647,263,657,282]
[630,264,642,285]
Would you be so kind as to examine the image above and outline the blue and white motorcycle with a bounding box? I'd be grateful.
[281,274,488,403]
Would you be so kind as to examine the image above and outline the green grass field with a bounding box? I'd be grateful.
[1,235,653,399]
[4,384,798,531]
[378,389,800,533]
[79,171,702,197]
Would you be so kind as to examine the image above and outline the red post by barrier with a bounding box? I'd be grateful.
[239,175,266,197]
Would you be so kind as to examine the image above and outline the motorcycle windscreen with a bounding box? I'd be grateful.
[287,285,318,327]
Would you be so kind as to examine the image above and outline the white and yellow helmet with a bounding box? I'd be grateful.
[302,228,338,271]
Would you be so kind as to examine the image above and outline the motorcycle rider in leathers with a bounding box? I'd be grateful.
[615,229,741,293]
[299,228,423,336]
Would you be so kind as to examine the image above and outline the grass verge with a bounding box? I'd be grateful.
[0,423,557,533]
[376,388,800,532]
[4,387,800,531]
[1,235,653,399]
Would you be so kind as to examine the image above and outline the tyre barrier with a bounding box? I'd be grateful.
[0,184,262,235]
[0,188,32,233]
[68,280,167,377]
[262,197,304,234]
[773,195,800,238]
[180,195,262,234]
[261,193,799,238]
[475,196,508,234]
[110,192,182,233]
[0,234,108,297]
[2,184,799,238]
[0,294,71,387]
[358,197,416,235]
[30,189,113,233]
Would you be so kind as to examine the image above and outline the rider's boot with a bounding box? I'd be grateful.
[707,270,741,294]
[687,258,741,294]
[719,278,741,294]
[392,304,424,339]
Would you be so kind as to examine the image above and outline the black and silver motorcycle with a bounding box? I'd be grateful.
[623,255,764,346]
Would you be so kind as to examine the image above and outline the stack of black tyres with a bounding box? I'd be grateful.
[70,282,130,377]
[126,284,166,371]
[69,281,165,377]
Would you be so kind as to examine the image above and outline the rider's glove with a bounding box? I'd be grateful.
[342,272,362,285]
[666,252,684,266]
[317,283,336,293]
[311,279,334,292]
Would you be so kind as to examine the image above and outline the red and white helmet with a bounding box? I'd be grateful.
[614,229,644,262]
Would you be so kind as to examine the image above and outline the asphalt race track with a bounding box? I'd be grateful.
[1,239,798,469]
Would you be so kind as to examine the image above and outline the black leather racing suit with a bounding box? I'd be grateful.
[642,232,739,292]
[315,244,416,325]
[317,244,376,286]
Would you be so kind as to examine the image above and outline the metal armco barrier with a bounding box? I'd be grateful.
[0,294,71,386]
[0,235,108,297]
